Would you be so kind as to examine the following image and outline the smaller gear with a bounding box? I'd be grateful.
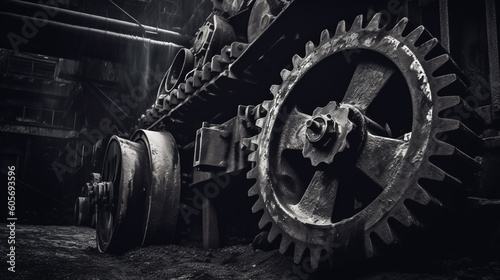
[193,22,214,56]
[302,101,355,166]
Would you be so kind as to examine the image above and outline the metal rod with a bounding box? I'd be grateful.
[2,0,190,44]
[0,12,182,64]
[108,0,146,34]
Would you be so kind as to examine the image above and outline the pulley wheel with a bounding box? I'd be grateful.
[96,136,149,253]
[165,48,194,92]
[74,197,90,227]
[132,129,181,246]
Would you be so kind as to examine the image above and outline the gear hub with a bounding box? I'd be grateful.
[305,115,335,145]
[302,101,355,166]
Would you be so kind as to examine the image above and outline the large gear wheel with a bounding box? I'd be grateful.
[247,13,481,269]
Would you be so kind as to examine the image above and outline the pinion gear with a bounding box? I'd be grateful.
[247,13,480,269]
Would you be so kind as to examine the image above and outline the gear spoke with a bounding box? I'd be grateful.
[292,170,338,224]
[342,61,395,112]
[355,132,409,189]
[279,108,311,151]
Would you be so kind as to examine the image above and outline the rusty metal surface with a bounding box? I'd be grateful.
[96,136,148,253]
[85,0,499,271]
[132,129,181,246]
[247,13,481,269]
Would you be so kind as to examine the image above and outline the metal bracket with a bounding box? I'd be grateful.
[193,122,231,171]
[191,105,260,185]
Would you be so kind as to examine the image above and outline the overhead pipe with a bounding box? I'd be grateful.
[1,0,192,46]
[0,12,181,65]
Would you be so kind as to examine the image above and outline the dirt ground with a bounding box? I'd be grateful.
[0,224,499,280]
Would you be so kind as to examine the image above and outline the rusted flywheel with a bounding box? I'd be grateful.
[96,136,148,253]
[248,13,481,269]
[132,130,181,246]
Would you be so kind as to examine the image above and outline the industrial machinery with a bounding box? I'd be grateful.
[74,0,500,271]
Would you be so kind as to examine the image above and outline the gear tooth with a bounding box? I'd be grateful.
[305,41,316,56]
[258,212,272,228]
[247,165,258,179]
[293,243,306,264]
[405,25,425,45]
[427,54,450,74]
[418,38,439,56]
[319,29,331,45]
[350,14,364,31]
[335,20,346,36]
[433,74,457,92]
[280,69,291,81]
[310,247,323,270]
[366,12,383,30]
[393,204,421,228]
[413,185,442,206]
[441,164,465,184]
[392,17,409,35]
[202,62,213,82]
[435,119,462,136]
[292,54,303,69]
[375,221,394,245]
[248,150,258,163]
[270,84,280,96]
[267,225,280,243]
[262,100,272,111]
[435,96,461,112]
[250,135,259,145]
[424,160,448,180]
[252,197,264,213]
[255,118,265,128]
[279,236,292,254]
[305,154,321,167]
[248,183,259,196]
[211,54,223,73]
